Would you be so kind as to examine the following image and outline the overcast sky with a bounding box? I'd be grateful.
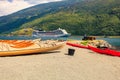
[0,0,62,17]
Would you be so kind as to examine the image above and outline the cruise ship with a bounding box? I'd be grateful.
[32,28,71,39]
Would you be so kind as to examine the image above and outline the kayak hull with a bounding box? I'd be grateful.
[0,39,65,56]
[66,42,89,49]
[0,44,64,56]
[88,46,120,57]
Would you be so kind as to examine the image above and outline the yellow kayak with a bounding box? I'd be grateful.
[0,39,65,56]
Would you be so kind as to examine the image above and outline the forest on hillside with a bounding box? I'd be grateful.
[0,0,120,36]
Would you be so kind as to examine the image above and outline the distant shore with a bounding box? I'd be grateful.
[95,36,120,38]
[70,35,120,38]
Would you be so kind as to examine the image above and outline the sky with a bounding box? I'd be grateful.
[0,0,62,17]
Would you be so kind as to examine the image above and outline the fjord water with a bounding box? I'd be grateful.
[101,38,120,47]
[0,36,120,47]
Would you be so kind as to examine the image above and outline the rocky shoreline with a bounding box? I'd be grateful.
[72,40,120,51]
[79,40,111,47]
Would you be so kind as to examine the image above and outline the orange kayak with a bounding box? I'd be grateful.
[0,40,65,56]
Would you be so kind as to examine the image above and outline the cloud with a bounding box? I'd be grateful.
[0,0,62,16]
[25,0,62,4]
[0,0,32,16]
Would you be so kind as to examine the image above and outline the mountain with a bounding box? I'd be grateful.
[0,0,120,36]
[0,0,73,33]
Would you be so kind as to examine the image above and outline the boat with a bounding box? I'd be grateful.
[88,46,120,57]
[66,42,89,49]
[0,39,65,56]
[32,28,71,39]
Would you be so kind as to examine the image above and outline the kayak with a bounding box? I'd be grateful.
[0,40,65,56]
[88,46,120,57]
[66,42,89,49]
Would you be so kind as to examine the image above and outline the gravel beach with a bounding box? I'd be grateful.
[0,44,120,80]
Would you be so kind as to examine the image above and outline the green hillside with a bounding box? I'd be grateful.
[0,0,74,33]
[0,0,120,36]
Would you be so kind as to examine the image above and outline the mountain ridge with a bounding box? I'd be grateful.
[0,0,120,36]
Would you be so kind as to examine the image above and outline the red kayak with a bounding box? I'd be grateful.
[66,42,89,49]
[88,46,120,57]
